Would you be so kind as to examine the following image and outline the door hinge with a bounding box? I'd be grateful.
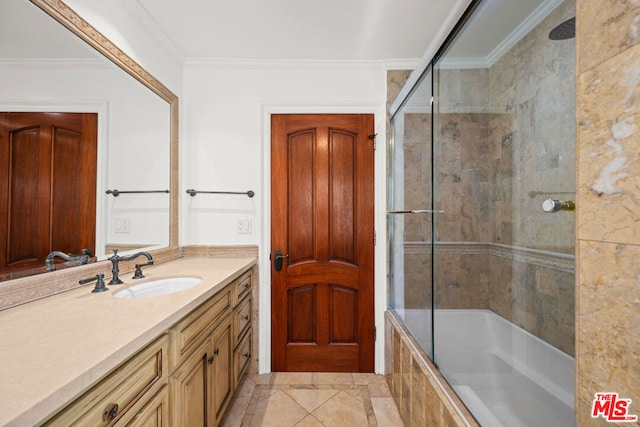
[374,326,377,341]
[373,230,377,246]
[368,133,377,150]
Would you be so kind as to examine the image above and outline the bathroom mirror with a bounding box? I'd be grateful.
[0,0,178,280]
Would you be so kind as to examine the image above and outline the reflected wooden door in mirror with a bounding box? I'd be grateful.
[0,112,97,280]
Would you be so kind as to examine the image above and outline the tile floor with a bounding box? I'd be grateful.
[220,372,404,426]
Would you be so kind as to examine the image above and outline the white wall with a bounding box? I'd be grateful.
[182,60,390,373]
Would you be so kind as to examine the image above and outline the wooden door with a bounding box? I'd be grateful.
[271,114,375,372]
[0,112,97,276]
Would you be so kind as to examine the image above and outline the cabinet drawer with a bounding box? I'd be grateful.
[45,335,168,427]
[115,385,169,426]
[232,271,252,307]
[233,330,252,389]
[169,287,231,370]
[233,296,251,347]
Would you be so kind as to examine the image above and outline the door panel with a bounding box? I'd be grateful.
[6,125,46,265]
[271,113,374,373]
[287,130,315,265]
[0,112,97,275]
[328,130,356,264]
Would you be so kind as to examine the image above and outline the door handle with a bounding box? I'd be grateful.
[273,250,289,272]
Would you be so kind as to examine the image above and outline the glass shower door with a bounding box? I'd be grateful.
[431,0,576,426]
[388,67,434,360]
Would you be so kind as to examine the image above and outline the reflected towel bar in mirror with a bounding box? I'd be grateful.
[387,209,444,214]
[186,189,255,198]
[106,189,170,197]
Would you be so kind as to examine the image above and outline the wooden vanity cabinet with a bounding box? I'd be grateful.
[43,335,169,427]
[231,270,253,389]
[43,266,254,427]
[115,385,169,427]
[170,316,232,427]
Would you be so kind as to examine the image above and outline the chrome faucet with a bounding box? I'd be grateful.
[108,249,154,285]
[45,248,91,272]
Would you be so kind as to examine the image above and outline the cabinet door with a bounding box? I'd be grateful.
[117,386,169,427]
[170,339,215,427]
[211,317,233,425]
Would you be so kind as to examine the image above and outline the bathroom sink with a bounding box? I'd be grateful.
[113,277,202,299]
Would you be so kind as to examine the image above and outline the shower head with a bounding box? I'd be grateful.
[549,17,575,40]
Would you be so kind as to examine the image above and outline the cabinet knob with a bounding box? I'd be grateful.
[214,348,220,356]
[207,355,214,364]
[103,403,119,422]
[243,315,250,321]
[243,353,250,358]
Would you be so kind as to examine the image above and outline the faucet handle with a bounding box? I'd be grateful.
[132,264,146,279]
[79,273,109,293]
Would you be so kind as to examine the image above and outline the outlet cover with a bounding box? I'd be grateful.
[236,219,252,234]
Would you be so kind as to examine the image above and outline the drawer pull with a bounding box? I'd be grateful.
[103,403,119,422]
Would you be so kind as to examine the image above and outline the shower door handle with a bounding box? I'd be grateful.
[273,250,289,272]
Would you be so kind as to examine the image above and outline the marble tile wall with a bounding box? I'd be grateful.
[576,0,640,424]
[488,0,576,254]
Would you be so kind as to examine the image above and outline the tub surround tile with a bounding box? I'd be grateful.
[577,41,640,245]
[386,311,478,427]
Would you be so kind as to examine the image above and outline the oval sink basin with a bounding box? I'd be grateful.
[113,277,202,299]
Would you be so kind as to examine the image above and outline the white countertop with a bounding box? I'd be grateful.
[0,256,256,427]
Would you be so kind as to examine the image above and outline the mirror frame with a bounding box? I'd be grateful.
[30,0,179,251]
[0,1,179,310]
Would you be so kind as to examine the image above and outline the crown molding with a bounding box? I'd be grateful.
[125,0,186,66]
[484,0,563,67]
[440,0,564,70]
[184,57,420,71]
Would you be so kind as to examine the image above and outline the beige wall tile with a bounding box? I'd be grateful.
[577,240,640,407]
[577,41,640,245]
[577,0,640,73]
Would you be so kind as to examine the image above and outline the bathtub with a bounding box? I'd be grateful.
[394,309,575,427]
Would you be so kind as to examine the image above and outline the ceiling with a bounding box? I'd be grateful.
[134,0,461,61]
[2,0,562,65]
